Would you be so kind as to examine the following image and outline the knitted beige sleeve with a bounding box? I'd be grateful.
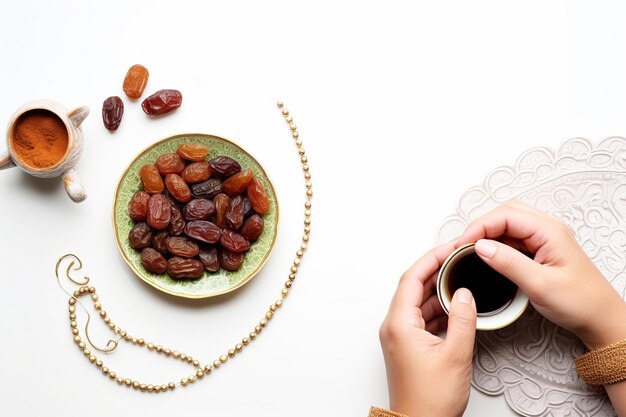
[369,406,408,417]
[575,339,626,386]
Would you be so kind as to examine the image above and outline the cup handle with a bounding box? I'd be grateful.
[0,151,16,171]
[68,106,90,129]
[63,168,87,203]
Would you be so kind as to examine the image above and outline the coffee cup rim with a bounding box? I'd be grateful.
[437,242,529,330]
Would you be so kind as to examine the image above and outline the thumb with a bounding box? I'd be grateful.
[443,288,477,364]
[474,239,542,295]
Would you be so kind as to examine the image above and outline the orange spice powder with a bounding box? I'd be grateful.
[12,109,69,169]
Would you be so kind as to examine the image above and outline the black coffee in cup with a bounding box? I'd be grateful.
[446,252,518,315]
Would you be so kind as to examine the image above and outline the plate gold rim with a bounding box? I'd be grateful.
[111,133,280,300]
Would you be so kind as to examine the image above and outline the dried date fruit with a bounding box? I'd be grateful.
[140,164,164,194]
[166,257,204,279]
[182,198,215,220]
[208,156,241,178]
[141,247,167,274]
[241,196,254,218]
[102,96,124,131]
[222,169,253,196]
[141,89,182,116]
[213,193,230,228]
[168,203,185,236]
[123,64,149,99]
[147,194,171,230]
[191,178,222,199]
[220,250,244,271]
[226,195,246,230]
[151,230,170,254]
[165,174,191,203]
[184,220,222,244]
[129,222,153,250]
[129,191,150,222]
[240,214,264,241]
[155,153,185,176]
[220,229,250,253]
[198,247,220,272]
[166,236,200,258]
[182,162,211,183]
[247,178,270,214]
[177,143,208,162]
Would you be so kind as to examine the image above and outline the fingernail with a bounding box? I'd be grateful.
[475,239,496,258]
[456,288,472,304]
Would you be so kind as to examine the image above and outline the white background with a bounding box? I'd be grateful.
[0,1,624,416]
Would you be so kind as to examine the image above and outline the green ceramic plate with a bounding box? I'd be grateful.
[112,133,279,299]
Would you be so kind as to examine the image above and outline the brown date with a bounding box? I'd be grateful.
[151,230,170,254]
[182,162,211,183]
[247,178,270,214]
[177,143,208,162]
[184,220,222,244]
[123,64,149,99]
[147,194,171,230]
[155,153,185,176]
[166,257,204,279]
[183,199,215,221]
[220,229,250,253]
[225,195,246,230]
[129,222,153,250]
[240,214,264,241]
[141,247,167,274]
[140,164,164,194]
[241,196,254,218]
[208,156,241,178]
[198,247,220,272]
[213,193,230,228]
[129,191,150,222]
[168,203,185,236]
[191,178,222,199]
[166,236,200,258]
[220,250,244,271]
[165,174,191,203]
[222,169,253,197]
[102,96,124,131]
[141,89,182,116]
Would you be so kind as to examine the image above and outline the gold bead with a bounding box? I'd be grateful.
[68,298,76,305]
[204,365,213,373]
[242,337,250,345]
[102,367,109,374]
[120,330,127,337]
[219,355,228,363]
[173,350,181,358]
[93,302,101,310]
[290,266,298,273]
[277,100,284,108]
[131,338,137,344]
[266,311,273,319]
[117,377,124,384]
[89,355,96,363]
[72,328,79,335]
[161,384,169,391]
[147,343,155,351]
[305,182,312,190]
[301,156,308,163]
[228,349,236,357]
[303,234,309,241]
[304,220,310,227]
[306,189,313,196]
[180,353,187,360]
[295,139,302,146]
[69,313,76,320]
[289,273,296,280]
[286,115,293,122]
[154,385,161,392]
[282,288,289,296]
[270,304,277,311]
[140,384,147,391]
[296,250,303,257]
[304,202,311,209]
[196,370,205,378]
[285,281,292,288]
[260,319,267,327]
[91,294,98,301]
[73,291,80,297]
[155,345,163,353]
[99,310,106,318]
[302,164,309,171]
[147,384,154,392]
[69,306,76,313]
[168,382,176,390]
[290,123,297,131]
[186,356,193,363]
[73,336,81,343]
[189,375,197,383]
[305,209,311,216]
[213,360,221,368]
[96,360,103,367]
[294,257,301,265]
[104,317,111,324]
[249,332,257,340]
[124,335,132,342]
[292,131,299,138]
[70,320,77,328]
[133,381,140,389]
[137,338,145,346]
[254,325,262,333]
[79,287,86,294]
[192,360,200,367]
[276,299,283,307]
[108,323,115,329]
[109,371,116,379]
[125,379,132,386]
[298,147,305,155]
[78,342,86,349]
[304,172,311,179]
[89,287,96,293]
[181,378,189,386]
[282,108,289,115]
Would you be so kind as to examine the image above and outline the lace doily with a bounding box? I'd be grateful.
[436,137,626,417]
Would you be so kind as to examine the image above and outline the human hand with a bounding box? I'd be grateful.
[457,200,626,350]
[379,243,477,417]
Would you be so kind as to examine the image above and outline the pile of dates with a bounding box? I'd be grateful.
[128,142,270,279]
